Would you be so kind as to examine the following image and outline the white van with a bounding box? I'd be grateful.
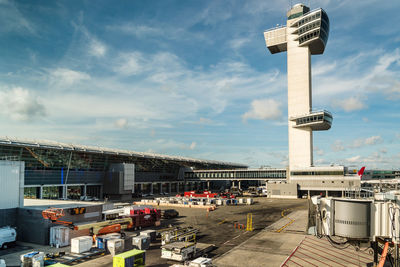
[0,226,16,249]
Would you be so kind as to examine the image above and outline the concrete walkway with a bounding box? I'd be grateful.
[213,209,374,267]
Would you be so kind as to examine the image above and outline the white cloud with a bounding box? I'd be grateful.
[113,52,147,76]
[312,61,337,76]
[153,139,198,152]
[331,140,345,152]
[108,24,162,38]
[242,99,282,121]
[49,68,90,87]
[314,48,400,105]
[89,39,107,57]
[346,155,361,163]
[314,146,324,156]
[0,87,45,121]
[351,135,383,148]
[0,0,35,34]
[114,118,128,129]
[364,136,383,145]
[229,38,250,50]
[199,117,212,124]
[331,96,366,112]
[189,142,197,150]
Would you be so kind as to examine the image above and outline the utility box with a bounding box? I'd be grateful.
[70,236,92,253]
[113,249,145,267]
[140,230,156,242]
[50,226,69,248]
[132,236,150,250]
[107,238,125,256]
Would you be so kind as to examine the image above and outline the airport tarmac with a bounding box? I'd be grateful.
[1,198,308,266]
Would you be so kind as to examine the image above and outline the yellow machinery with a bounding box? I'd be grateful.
[246,213,253,231]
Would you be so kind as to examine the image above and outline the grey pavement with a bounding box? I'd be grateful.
[213,209,374,267]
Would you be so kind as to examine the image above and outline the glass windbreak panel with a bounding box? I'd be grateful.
[42,186,61,199]
[67,186,81,199]
[24,187,38,199]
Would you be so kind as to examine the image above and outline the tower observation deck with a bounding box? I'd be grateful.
[264,4,331,169]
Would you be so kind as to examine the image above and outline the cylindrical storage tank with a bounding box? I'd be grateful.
[334,199,371,239]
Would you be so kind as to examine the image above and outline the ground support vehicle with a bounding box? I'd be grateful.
[42,207,135,235]
[161,209,179,219]
[171,257,214,267]
[0,226,16,249]
[161,227,198,245]
[161,242,196,262]
[161,242,215,262]
[126,207,161,229]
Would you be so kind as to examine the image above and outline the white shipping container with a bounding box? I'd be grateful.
[246,198,254,205]
[132,235,150,250]
[107,238,125,256]
[50,226,70,247]
[71,236,92,253]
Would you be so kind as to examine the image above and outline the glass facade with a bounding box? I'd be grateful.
[295,112,332,126]
[0,142,244,187]
[291,171,344,176]
[297,9,329,46]
[185,170,287,180]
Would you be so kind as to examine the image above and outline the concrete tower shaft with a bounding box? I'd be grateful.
[264,4,331,169]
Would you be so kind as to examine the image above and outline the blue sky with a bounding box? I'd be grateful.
[0,0,399,169]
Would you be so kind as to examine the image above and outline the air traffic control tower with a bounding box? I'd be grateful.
[264,4,332,169]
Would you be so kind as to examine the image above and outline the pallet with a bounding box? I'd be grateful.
[52,248,106,265]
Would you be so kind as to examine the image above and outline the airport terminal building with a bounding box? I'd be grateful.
[0,137,247,200]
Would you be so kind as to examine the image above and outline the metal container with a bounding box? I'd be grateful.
[112,249,145,267]
[71,236,92,254]
[334,199,370,239]
[103,233,122,239]
[107,238,125,256]
[20,251,38,265]
[50,226,70,248]
[246,198,254,205]
[32,252,45,267]
[132,236,150,250]
[124,235,134,251]
[140,230,156,242]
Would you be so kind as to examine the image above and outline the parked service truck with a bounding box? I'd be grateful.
[161,242,214,262]
[0,226,16,249]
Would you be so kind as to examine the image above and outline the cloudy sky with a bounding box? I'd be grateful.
[1,0,399,169]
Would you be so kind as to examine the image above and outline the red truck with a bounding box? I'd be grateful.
[127,207,161,229]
